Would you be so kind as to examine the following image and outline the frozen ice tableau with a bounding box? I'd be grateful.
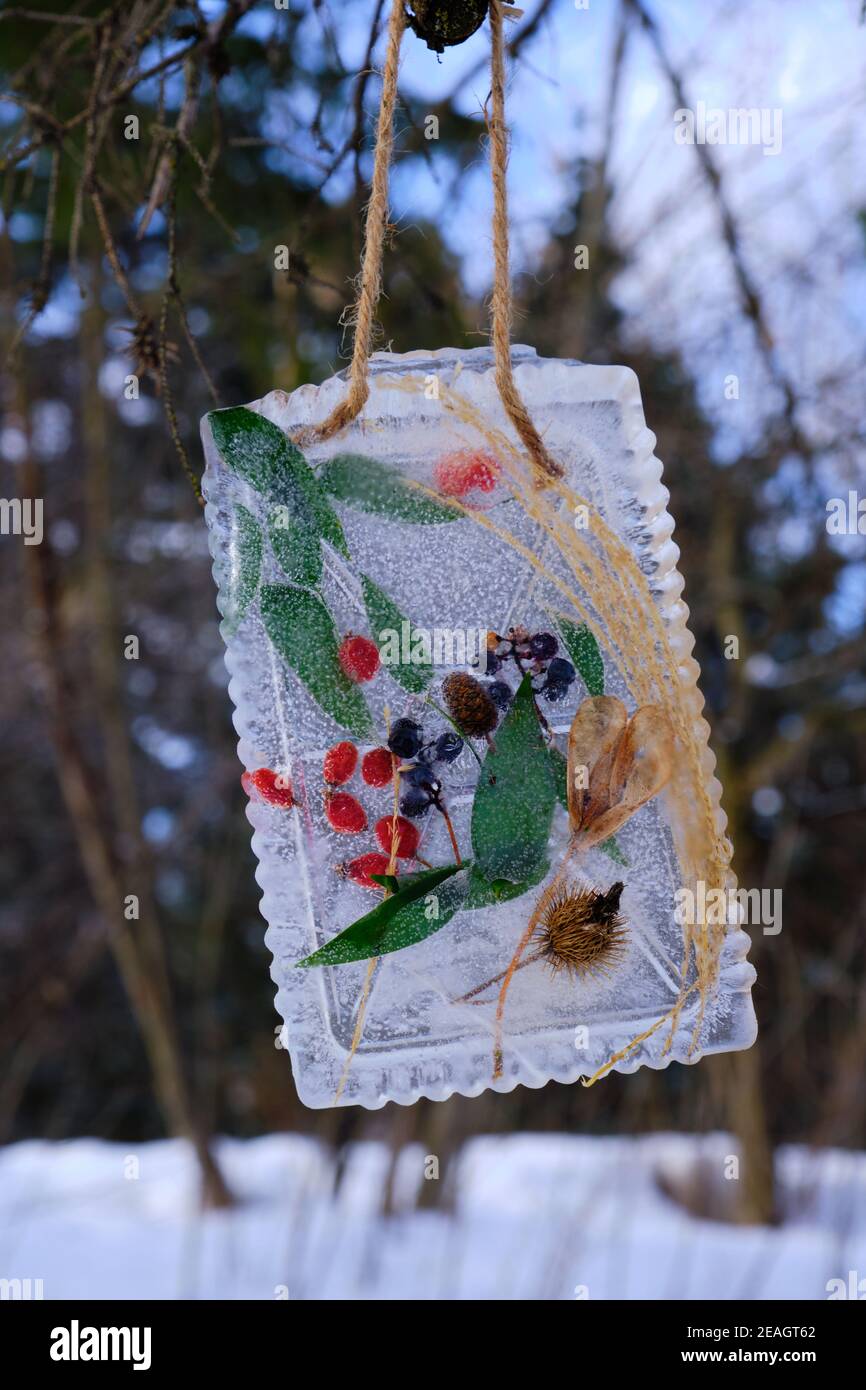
[201,346,757,1109]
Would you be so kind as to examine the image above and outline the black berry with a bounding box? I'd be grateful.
[543,680,570,703]
[388,718,424,759]
[530,632,558,660]
[400,786,433,818]
[487,680,513,711]
[402,764,439,791]
[435,731,463,763]
[546,658,576,686]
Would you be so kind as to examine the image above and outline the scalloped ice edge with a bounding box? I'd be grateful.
[201,348,757,1110]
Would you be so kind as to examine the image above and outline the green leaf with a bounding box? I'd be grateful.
[549,745,628,867]
[320,453,463,525]
[208,406,293,494]
[599,836,628,867]
[558,618,605,697]
[377,859,547,911]
[370,873,401,895]
[361,574,432,694]
[549,744,569,809]
[296,864,467,967]
[260,584,373,738]
[464,860,549,909]
[209,407,348,587]
[222,505,262,636]
[267,503,322,588]
[470,674,557,884]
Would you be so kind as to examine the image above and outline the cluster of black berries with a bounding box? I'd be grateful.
[486,627,577,703]
[387,718,464,818]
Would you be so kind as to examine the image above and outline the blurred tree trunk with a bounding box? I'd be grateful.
[724,1047,775,1223]
[14,283,231,1207]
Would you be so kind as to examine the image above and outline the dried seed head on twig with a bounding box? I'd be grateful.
[535,881,627,979]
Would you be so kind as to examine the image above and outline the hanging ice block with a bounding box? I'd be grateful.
[201,346,757,1109]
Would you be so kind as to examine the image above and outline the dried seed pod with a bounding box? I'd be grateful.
[405,1,489,53]
[566,696,674,845]
[535,881,627,979]
[566,696,627,831]
[442,672,498,738]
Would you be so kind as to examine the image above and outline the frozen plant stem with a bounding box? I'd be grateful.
[492,839,582,1080]
[456,950,542,1003]
[436,801,462,866]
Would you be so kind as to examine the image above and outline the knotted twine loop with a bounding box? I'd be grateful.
[297,0,563,485]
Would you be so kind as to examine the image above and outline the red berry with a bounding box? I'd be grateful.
[325,791,367,834]
[242,768,294,808]
[463,451,499,492]
[323,740,358,785]
[374,814,420,859]
[341,852,393,890]
[338,634,380,683]
[434,449,499,499]
[362,747,394,788]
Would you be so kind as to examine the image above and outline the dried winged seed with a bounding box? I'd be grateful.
[577,707,675,848]
[609,706,675,811]
[566,696,628,831]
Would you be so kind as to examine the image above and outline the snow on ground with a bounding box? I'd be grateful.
[1,1132,864,1300]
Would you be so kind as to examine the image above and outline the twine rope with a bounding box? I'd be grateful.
[300,0,562,484]
[294,0,407,447]
[487,1,563,480]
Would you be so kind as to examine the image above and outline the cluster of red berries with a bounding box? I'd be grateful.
[433,448,499,500]
[322,738,421,890]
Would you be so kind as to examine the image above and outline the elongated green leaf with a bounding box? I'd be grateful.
[374,859,547,912]
[471,674,556,884]
[260,584,373,738]
[222,505,262,636]
[319,453,462,525]
[549,744,628,867]
[209,407,348,587]
[362,574,432,694]
[296,863,467,967]
[208,406,295,494]
[267,503,322,588]
[559,618,605,697]
[549,743,569,809]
